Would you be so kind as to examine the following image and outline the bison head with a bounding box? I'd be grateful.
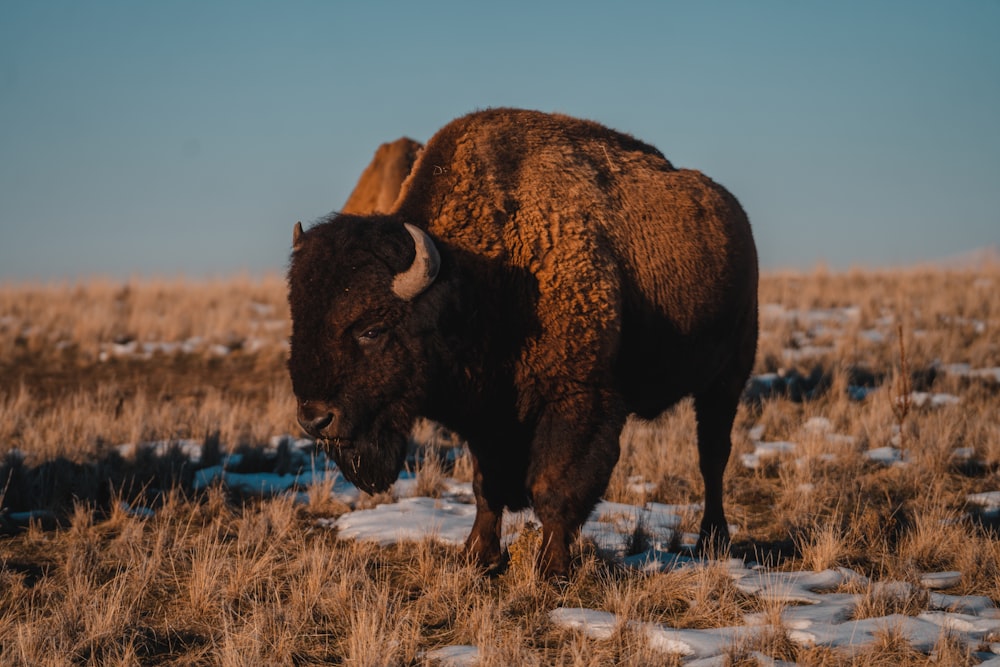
[287,215,441,494]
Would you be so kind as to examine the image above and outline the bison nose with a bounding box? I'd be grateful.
[296,402,339,438]
[299,411,333,435]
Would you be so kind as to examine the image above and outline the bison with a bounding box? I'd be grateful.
[288,108,758,577]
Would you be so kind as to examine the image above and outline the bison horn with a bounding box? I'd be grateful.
[392,223,440,301]
[293,221,304,250]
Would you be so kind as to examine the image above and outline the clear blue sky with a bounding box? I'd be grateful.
[1,1,997,281]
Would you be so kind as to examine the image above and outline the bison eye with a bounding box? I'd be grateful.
[358,326,387,344]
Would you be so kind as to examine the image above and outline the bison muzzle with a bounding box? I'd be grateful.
[288,108,758,577]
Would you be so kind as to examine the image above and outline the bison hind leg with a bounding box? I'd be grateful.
[692,381,743,556]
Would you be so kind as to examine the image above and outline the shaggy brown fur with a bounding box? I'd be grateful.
[341,137,423,214]
[288,109,758,577]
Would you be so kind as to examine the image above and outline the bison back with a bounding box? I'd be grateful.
[394,109,757,416]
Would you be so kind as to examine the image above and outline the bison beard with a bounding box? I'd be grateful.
[303,401,412,496]
[288,109,759,578]
[320,428,407,496]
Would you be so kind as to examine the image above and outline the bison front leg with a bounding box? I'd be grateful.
[527,390,624,578]
[465,454,503,572]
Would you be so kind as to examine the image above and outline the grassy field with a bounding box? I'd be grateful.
[1,268,998,665]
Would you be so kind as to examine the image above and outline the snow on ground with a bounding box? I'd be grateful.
[905,391,961,408]
[545,569,1000,662]
[738,415,987,473]
[942,363,1000,384]
[968,491,1000,520]
[740,441,797,469]
[157,440,997,662]
[422,645,480,667]
[98,337,238,361]
[100,427,1000,662]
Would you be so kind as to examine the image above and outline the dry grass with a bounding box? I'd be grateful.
[1,267,999,664]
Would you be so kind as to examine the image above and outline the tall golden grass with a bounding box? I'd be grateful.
[1,267,998,664]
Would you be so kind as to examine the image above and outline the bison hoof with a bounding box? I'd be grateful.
[538,550,571,581]
[464,545,501,574]
[542,569,571,589]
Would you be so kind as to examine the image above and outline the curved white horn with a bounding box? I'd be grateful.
[392,223,440,300]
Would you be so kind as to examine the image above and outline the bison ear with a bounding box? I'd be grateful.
[392,223,440,301]
[293,221,304,250]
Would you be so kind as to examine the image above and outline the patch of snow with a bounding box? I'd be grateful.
[626,475,657,496]
[118,501,156,519]
[97,335,245,361]
[759,303,787,320]
[788,614,941,654]
[242,337,265,353]
[943,364,1000,384]
[583,500,689,556]
[968,491,1000,509]
[967,491,1000,519]
[779,594,859,628]
[859,329,886,343]
[782,345,835,362]
[249,301,275,317]
[918,610,1000,634]
[328,493,695,560]
[848,384,876,401]
[335,497,477,547]
[735,568,866,604]
[797,419,855,448]
[928,593,1000,618]
[975,368,1000,383]
[741,653,799,667]
[6,509,57,524]
[196,468,328,496]
[622,549,697,572]
[741,441,797,469]
[951,447,976,461]
[440,479,475,502]
[255,318,287,332]
[920,571,962,590]
[762,305,861,326]
[638,621,762,659]
[907,391,960,408]
[875,313,895,327]
[193,467,358,504]
[422,645,480,666]
[268,434,315,451]
[801,417,833,435]
[116,439,205,464]
[549,607,618,640]
[864,446,908,467]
